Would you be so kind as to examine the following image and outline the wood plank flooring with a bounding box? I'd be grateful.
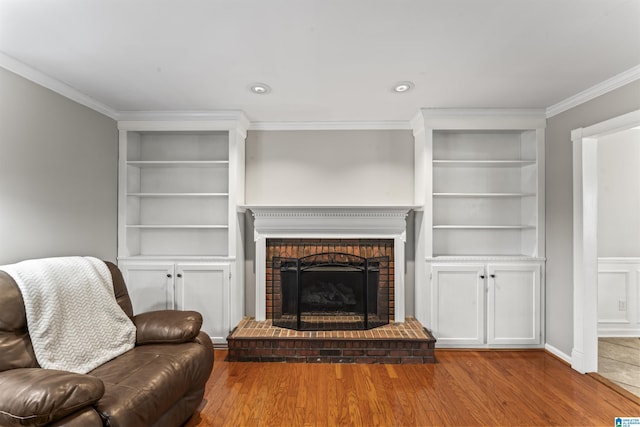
[185,349,640,426]
[599,337,640,398]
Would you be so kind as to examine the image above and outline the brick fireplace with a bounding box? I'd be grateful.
[228,205,436,364]
[267,238,394,329]
[247,206,413,323]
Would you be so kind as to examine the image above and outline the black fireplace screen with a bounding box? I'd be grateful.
[272,252,390,331]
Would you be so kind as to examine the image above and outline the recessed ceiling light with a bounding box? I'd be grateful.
[393,81,414,93]
[250,83,271,94]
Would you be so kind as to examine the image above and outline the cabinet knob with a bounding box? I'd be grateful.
[490,274,496,278]
[480,275,486,279]
[177,273,183,278]
[167,274,172,278]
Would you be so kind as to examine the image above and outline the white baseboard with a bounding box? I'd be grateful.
[545,343,572,365]
[598,330,640,337]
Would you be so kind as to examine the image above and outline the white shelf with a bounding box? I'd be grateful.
[120,129,236,259]
[127,161,228,168]
[433,225,535,229]
[433,192,535,198]
[426,124,543,258]
[126,225,229,229]
[433,160,536,167]
[127,193,229,197]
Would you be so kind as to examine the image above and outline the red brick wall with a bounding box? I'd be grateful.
[266,239,394,319]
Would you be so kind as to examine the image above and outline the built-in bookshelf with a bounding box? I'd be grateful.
[123,131,230,257]
[116,116,248,345]
[431,129,541,257]
[412,109,547,348]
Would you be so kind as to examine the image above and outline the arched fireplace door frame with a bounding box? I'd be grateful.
[272,252,390,331]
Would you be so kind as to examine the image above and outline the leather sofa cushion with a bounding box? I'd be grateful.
[89,334,212,426]
[49,407,103,427]
[0,368,105,427]
[0,271,39,370]
[134,310,202,345]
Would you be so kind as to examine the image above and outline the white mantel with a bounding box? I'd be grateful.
[244,205,416,323]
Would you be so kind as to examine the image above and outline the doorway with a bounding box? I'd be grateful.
[572,109,640,374]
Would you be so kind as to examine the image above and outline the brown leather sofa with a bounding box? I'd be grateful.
[0,261,214,427]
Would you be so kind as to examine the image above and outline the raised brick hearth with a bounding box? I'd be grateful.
[227,317,436,364]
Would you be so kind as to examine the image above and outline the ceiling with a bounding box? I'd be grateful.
[0,0,638,123]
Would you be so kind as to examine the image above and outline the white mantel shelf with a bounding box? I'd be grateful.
[243,205,419,235]
[241,204,421,213]
[244,204,417,323]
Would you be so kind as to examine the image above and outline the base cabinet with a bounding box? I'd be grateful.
[119,260,231,346]
[431,264,486,346]
[431,261,542,348]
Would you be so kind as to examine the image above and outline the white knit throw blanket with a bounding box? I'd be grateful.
[0,256,136,374]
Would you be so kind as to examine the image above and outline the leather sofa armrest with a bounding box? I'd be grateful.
[0,368,104,427]
[133,310,203,345]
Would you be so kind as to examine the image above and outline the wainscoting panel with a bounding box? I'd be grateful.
[598,258,640,336]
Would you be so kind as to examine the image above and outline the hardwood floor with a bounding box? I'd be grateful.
[185,349,640,426]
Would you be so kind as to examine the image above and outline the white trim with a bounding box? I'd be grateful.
[0,51,118,119]
[546,65,640,118]
[416,108,546,130]
[427,256,545,262]
[571,109,640,374]
[418,108,547,117]
[599,257,640,264]
[580,110,640,139]
[248,121,411,131]
[598,330,640,337]
[3,50,638,126]
[117,113,249,135]
[117,110,250,126]
[545,343,572,365]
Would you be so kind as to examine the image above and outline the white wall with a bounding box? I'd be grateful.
[0,67,118,265]
[245,130,414,205]
[545,80,640,357]
[597,128,640,337]
[598,128,640,257]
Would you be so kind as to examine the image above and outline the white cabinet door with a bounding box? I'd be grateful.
[487,264,541,345]
[175,263,230,346]
[432,264,486,346]
[119,262,174,314]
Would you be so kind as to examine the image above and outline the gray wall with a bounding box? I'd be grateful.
[545,80,640,356]
[243,129,416,317]
[0,67,118,265]
[598,128,640,257]
[245,130,414,205]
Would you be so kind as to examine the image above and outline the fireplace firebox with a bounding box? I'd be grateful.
[272,252,390,331]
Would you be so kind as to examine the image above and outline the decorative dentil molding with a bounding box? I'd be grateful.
[246,205,414,237]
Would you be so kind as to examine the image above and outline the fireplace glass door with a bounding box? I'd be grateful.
[272,253,390,331]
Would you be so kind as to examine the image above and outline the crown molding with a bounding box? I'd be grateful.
[248,121,411,131]
[116,110,250,134]
[546,64,640,119]
[0,51,119,120]
[3,49,638,126]
[116,110,248,122]
[413,108,546,130]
